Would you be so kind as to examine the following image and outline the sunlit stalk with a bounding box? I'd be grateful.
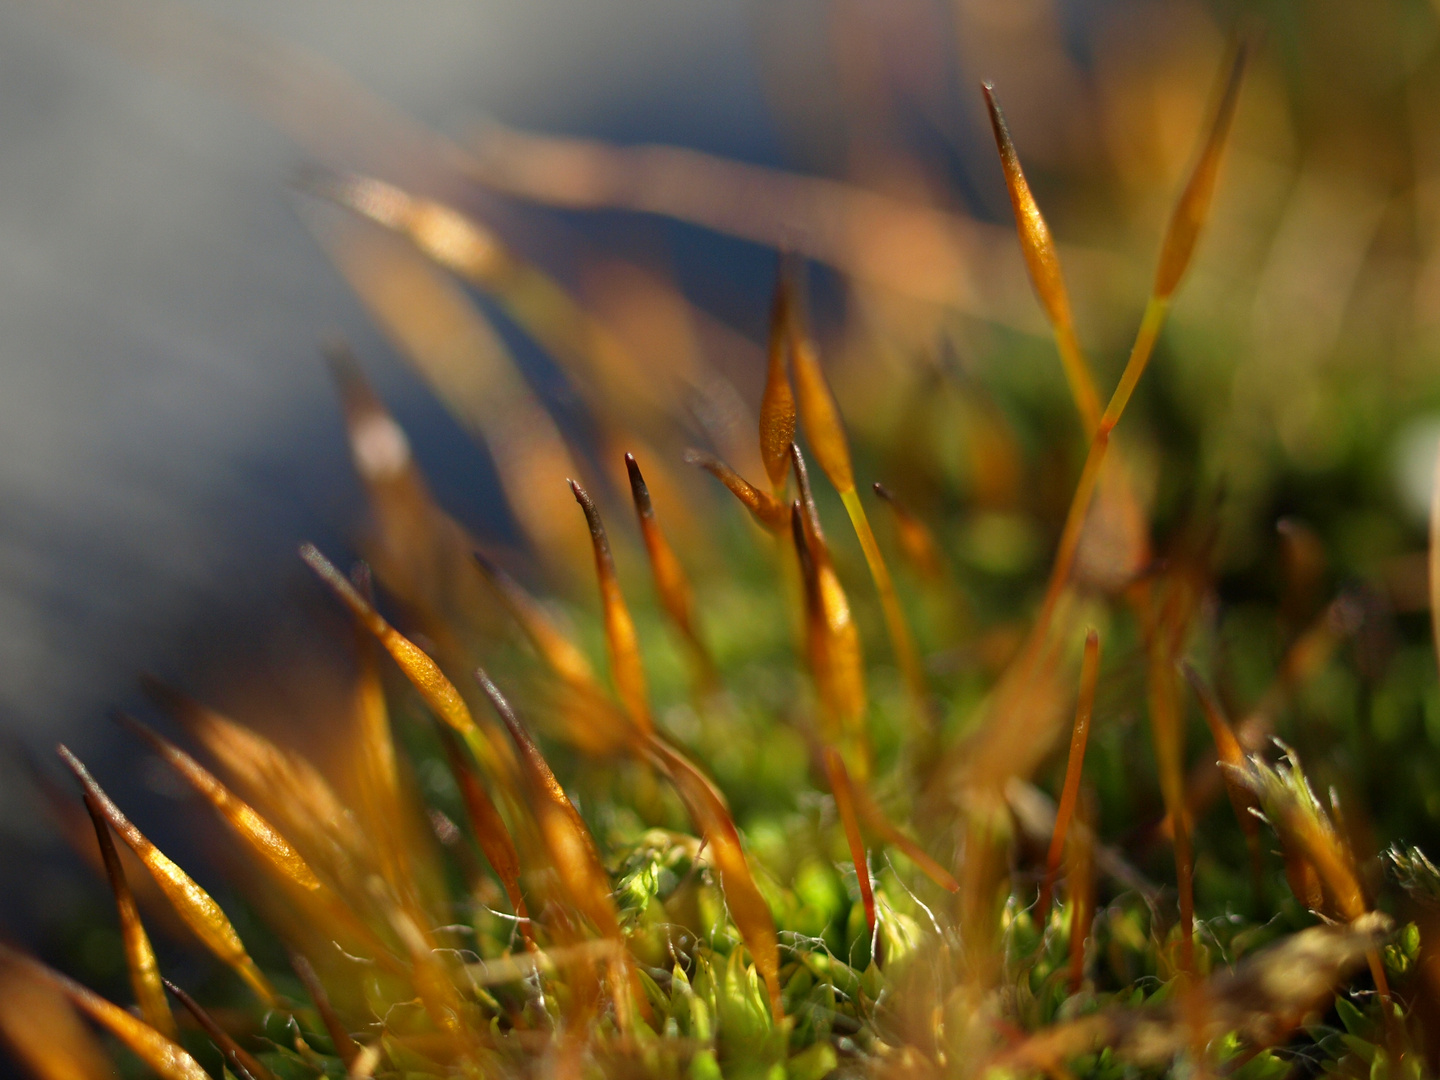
[82,792,176,1039]
[823,746,877,944]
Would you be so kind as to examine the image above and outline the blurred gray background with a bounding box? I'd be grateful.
[0,0,774,750]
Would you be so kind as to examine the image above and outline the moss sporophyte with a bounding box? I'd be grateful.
[5,41,1440,1080]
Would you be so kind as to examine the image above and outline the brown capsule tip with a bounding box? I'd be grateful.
[1085,627,1099,648]
[569,478,612,550]
[872,482,892,501]
[625,455,654,518]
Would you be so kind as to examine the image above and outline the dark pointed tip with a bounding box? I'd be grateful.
[625,454,652,513]
[872,482,892,501]
[624,454,644,485]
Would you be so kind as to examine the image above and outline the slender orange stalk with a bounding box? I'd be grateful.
[163,979,276,1080]
[436,725,533,950]
[783,287,928,718]
[1037,629,1100,925]
[82,790,176,1039]
[625,453,713,681]
[1182,662,1263,892]
[824,746,877,942]
[57,746,279,1008]
[647,736,784,1020]
[852,787,959,893]
[114,714,324,895]
[569,477,653,735]
[998,48,1243,690]
[290,952,359,1068]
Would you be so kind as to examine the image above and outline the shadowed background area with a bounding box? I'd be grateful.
[7,0,1440,1049]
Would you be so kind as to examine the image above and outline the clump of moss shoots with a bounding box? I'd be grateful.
[9,36,1440,1080]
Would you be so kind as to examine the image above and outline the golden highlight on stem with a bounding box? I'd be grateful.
[783,284,928,714]
[115,714,324,895]
[301,543,478,739]
[57,747,279,1008]
[0,946,210,1080]
[82,792,176,1039]
[824,746,876,940]
[790,447,868,766]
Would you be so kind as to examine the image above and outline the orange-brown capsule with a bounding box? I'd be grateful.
[873,484,946,581]
[57,747,279,1008]
[982,82,1100,432]
[569,478,653,736]
[1152,47,1246,300]
[785,294,855,495]
[626,453,709,670]
[759,271,797,492]
[81,793,176,1039]
[115,714,323,895]
[301,544,477,739]
[685,449,790,531]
